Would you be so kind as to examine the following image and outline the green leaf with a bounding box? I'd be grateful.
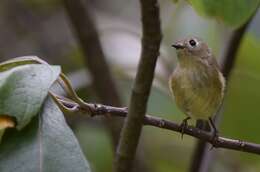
[0,98,91,172]
[188,0,259,28]
[0,64,60,129]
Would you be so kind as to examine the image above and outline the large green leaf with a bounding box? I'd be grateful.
[188,0,259,28]
[0,98,91,172]
[0,64,60,129]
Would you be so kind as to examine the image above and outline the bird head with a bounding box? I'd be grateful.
[172,37,211,63]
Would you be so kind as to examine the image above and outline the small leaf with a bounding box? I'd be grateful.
[0,115,15,130]
[188,0,259,28]
[0,98,91,172]
[0,64,60,129]
[0,115,15,141]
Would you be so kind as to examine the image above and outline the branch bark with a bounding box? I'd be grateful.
[189,10,258,172]
[60,100,260,156]
[63,1,153,171]
[114,0,162,171]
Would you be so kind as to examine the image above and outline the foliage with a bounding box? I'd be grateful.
[0,64,60,129]
[0,58,90,172]
[0,98,90,172]
[187,0,259,27]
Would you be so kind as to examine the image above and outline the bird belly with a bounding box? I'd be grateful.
[174,86,218,119]
[170,68,223,120]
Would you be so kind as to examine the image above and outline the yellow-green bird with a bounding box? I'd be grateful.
[169,37,225,137]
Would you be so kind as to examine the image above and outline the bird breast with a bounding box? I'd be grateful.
[170,64,224,119]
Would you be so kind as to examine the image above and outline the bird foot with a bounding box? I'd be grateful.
[208,117,219,150]
[180,117,191,139]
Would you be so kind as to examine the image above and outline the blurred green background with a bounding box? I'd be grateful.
[0,0,259,171]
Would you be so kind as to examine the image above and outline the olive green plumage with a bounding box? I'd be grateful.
[170,37,225,120]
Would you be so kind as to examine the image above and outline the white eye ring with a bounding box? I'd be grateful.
[189,39,197,47]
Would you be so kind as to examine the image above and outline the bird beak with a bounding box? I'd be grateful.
[171,43,185,49]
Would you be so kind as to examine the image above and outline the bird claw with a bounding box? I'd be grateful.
[180,117,191,139]
[209,132,219,150]
[208,117,219,149]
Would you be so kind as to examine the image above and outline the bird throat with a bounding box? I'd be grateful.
[177,54,202,69]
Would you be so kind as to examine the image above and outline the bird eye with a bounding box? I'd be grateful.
[189,39,197,47]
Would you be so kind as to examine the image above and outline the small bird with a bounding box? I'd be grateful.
[169,37,225,138]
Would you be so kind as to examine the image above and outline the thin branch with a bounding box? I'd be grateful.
[58,100,260,156]
[63,1,152,171]
[189,8,259,172]
[114,0,162,171]
[63,0,122,146]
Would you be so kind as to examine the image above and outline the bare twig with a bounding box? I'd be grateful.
[63,1,152,171]
[55,100,260,156]
[114,0,162,171]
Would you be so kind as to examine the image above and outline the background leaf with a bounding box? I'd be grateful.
[187,0,259,27]
[0,98,91,172]
[0,64,60,129]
